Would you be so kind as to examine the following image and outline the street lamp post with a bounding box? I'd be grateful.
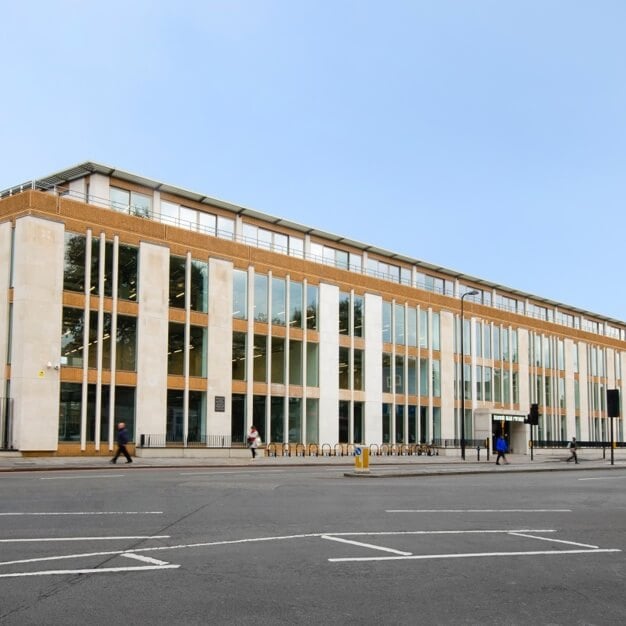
[460,289,479,460]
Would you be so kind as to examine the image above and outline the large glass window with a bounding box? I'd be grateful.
[306,285,318,330]
[232,332,247,380]
[169,256,186,309]
[353,295,363,338]
[271,337,285,384]
[59,382,81,441]
[306,399,319,444]
[168,322,185,375]
[382,302,392,343]
[395,355,404,393]
[289,280,303,328]
[253,335,267,382]
[64,233,86,293]
[166,389,184,441]
[231,394,246,444]
[233,270,248,319]
[289,340,303,385]
[395,304,405,345]
[339,292,350,335]
[188,391,206,442]
[339,347,350,389]
[190,260,208,313]
[270,396,284,442]
[382,403,392,443]
[62,307,84,367]
[419,309,428,348]
[110,187,151,217]
[382,353,392,393]
[254,274,268,323]
[288,398,302,443]
[395,405,405,443]
[253,395,267,443]
[116,315,137,371]
[272,277,286,325]
[408,357,417,395]
[189,325,207,377]
[407,308,417,347]
[354,402,364,443]
[306,342,319,387]
[118,244,138,301]
[353,349,364,391]
[339,400,349,443]
[432,360,441,397]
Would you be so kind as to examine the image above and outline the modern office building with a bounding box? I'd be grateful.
[0,162,624,456]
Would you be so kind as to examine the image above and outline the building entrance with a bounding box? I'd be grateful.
[491,412,527,454]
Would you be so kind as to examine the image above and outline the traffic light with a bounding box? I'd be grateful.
[527,403,539,426]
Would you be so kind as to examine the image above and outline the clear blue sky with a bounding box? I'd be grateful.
[2,1,625,321]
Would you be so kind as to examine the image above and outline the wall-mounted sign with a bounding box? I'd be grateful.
[215,396,226,412]
[492,413,525,422]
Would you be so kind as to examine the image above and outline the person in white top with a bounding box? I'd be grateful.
[247,426,261,459]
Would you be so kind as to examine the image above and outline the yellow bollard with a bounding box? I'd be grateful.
[355,447,370,472]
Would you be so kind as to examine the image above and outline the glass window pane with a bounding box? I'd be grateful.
[233,270,247,319]
[288,398,301,443]
[168,322,185,375]
[254,274,268,323]
[62,307,84,368]
[272,277,286,325]
[354,349,364,391]
[306,342,319,387]
[289,340,303,385]
[189,325,207,377]
[339,292,350,335]
[339,347,350,389]
[198,211,216,236]
[118,244,138,301]
[116,315,136,371]
[353,295,363,338]
[232,332,246,380]
[169,256,186,309]
[271,337,285,384]
[289,281,303,328]
[64,232,86,293]
[253,334,267,382]
[306,285,318,330]
[217,216,235,240]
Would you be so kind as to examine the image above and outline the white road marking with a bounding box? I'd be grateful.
[507,532,599,549]
[0,511,163,516]
[41,475,125,480]
[321,534,412,556]
[578,476,624,481]
[328,549,620,563]
[179,470,289,476]
[387,509,571,513]
[121,553,170,566]
[0,565,179,579]
[0,529,553,568]
[0,536,169,543]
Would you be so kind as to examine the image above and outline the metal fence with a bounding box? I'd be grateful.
[139,434,235,448]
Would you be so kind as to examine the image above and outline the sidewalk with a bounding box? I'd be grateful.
[1,450,624,476]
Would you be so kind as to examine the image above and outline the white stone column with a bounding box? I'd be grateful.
[136,241,169,439]
[11,215,64,451]
[318,282,339,445]
[206,258,233,437]
[364,292,383,445]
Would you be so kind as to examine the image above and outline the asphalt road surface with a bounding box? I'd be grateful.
[1,465,625,625]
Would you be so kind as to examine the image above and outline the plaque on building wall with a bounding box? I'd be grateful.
[215,396,226,412]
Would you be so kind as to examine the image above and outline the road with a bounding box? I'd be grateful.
[1,465,625,625]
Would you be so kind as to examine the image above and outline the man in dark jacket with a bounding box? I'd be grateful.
[111,422,133,464]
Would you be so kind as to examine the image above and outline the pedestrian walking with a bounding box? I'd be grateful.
[566,437,579,464]
[110,422,133,464]
[495,435,509,465]
[247,425,261,459]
